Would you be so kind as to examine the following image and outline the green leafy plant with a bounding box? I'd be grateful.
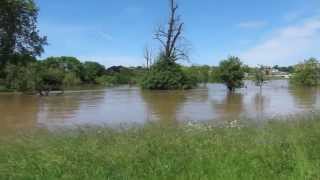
[254,66,267,88]
[218,56,245,91]
[291,58,320,86]
[141,56,197,90]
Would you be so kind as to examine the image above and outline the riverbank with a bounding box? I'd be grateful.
[1,114,320,179]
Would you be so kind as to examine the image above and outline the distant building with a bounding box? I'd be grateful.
[261,66,290,78]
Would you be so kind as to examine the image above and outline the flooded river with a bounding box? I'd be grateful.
[0,80,319,133]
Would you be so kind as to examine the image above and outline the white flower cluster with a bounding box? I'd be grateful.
[226,119,242,129]
[183,121,215,132]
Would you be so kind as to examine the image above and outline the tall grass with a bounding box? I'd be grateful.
[1,115,320,179]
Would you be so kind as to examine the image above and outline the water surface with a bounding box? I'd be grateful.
[0,80,319,133]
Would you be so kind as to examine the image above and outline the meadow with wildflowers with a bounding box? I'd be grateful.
[1,114,320,179]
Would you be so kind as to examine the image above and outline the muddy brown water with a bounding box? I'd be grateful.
[0,80,319,133]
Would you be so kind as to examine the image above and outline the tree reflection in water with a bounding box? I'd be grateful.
[289,86,319,110]
[141,90,186,125]
[212,91,245,120]
[253,90,267,120]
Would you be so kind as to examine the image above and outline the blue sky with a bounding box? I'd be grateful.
[36,0,320,67]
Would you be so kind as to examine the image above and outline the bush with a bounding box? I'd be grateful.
[254,66,267,88]
[182,65,211,84]
[82,61,106,83]
[4,62,66,94]
[95,75,117,86]
[209,67,222,83]
[63,72,81,87]
[290,58,320,86]
[141,57,197,90]
[4,63,38,92]
[33,66,65,95]
[218,56,245,91]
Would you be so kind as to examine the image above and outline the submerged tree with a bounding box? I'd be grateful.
[254,65,267,89]
[291,58,320,86]
[141,0,196,89]
[218,56,245,91]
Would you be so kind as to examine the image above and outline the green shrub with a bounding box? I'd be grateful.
[82,61,106,83]
[4,63,38,92]
[218,56,245,91]
[63,72,81,87]
[254,66,267,88]
[141,57,197,90]
[182,65,210,84]
[209,68,222,83]
[290,58,320,86]
[36,66,65,93]
[95,75,117,86]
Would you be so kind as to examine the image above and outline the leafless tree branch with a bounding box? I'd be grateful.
[144,46,153,70]
[153,0,187,62]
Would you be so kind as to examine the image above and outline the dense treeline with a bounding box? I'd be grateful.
[1,54,319,94]
[2,56,149,93]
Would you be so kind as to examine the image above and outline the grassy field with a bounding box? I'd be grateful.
[1,115,320,179]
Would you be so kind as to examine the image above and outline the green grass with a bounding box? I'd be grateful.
[1,115,320,179]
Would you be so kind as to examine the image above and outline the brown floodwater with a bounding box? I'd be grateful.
[0,80,319,133]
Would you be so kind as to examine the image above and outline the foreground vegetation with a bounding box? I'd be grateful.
[1,114,320,179]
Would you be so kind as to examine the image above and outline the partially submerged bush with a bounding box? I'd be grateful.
[218,56,245,91]
[254,66,267,88]
[290,58,320,86]
[4,62,65,95]
[141,56,197,90]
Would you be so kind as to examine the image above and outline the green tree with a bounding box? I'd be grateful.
[254,66,267,89]
[4,63,38,92]
[291,58,320,86]
[0,0,47,75]
[41,57,84,86]
[32,61,65,95]
[218,56,245,91]
[142,0,195,90]
[82,61,106,83]
[4,62,65,95]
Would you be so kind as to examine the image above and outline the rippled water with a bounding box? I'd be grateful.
[0,80,319,133]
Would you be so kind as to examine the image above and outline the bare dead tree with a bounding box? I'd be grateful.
[144,46,153,70]
[154,0,187,61]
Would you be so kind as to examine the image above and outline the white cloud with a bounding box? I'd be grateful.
[237,21,268,29]
[240,16,320,66]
